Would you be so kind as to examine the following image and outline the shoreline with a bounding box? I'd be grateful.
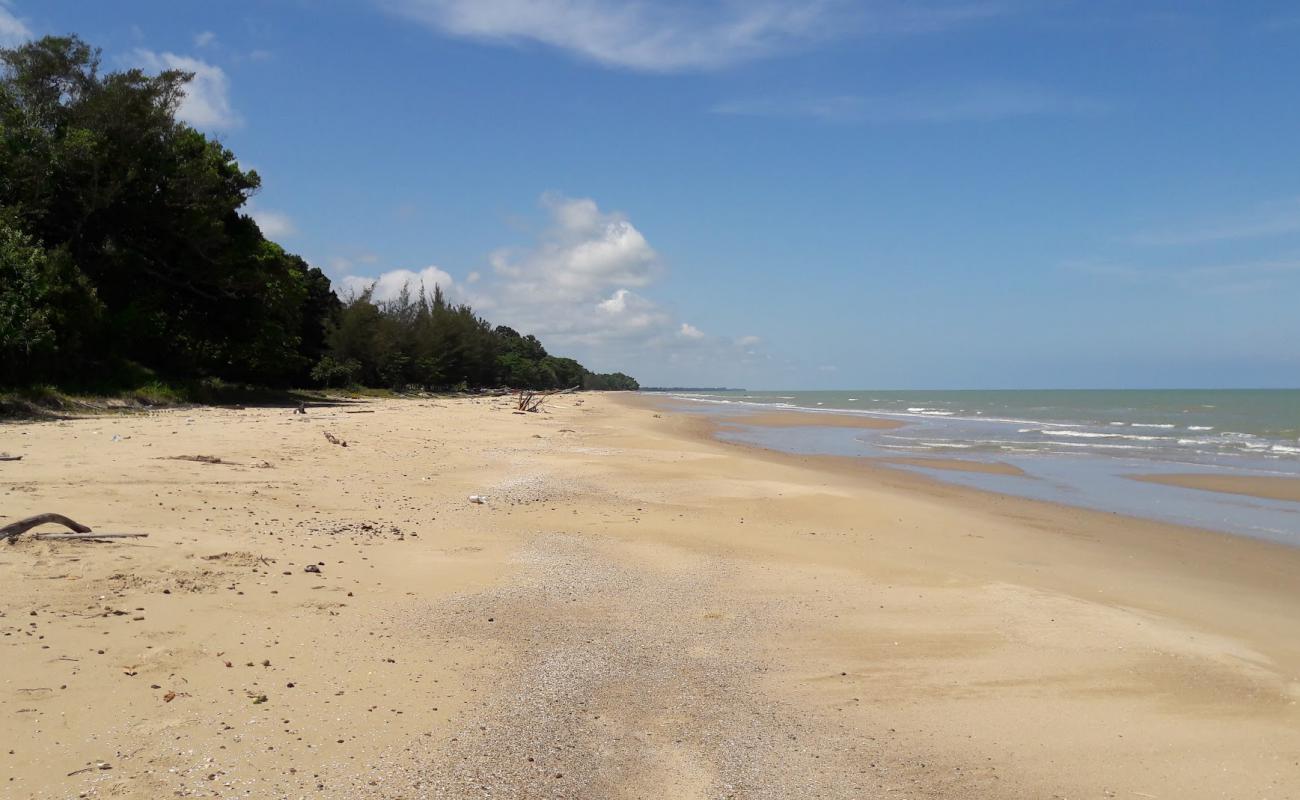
[4,393,1299,798]
[649,392,1300,545]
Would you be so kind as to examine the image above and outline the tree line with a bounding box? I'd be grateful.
[0,35,637,394]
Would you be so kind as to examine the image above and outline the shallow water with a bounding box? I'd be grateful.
[654,390,1300,545]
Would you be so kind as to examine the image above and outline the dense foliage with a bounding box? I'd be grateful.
[0,36,636,393]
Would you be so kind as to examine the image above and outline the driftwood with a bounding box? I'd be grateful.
[2,513,92,542]
[323,432,347,447]
[0,453,22,461]
[2,513,147,543]
[35,533,148,541]
[516,385,580,413]
[162,455,225,464]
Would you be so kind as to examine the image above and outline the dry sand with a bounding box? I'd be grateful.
[1130,472,1300,503]
[2,394,1299,799]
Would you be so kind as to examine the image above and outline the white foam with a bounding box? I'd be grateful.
[1187,426,1214,431]
[1131,423,1176,429]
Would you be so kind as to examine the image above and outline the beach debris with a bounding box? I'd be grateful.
[295,402,308,415]
[516,385,581,413]
[162,454,225,464]
[67,762,112,776]
[0,452,22,461]
[304,564,321,574]
[3,513,92,542]
[35,533,148,541]
[2,513,148,543]
[163,691,176,703]
[323,431,347,447]
[344,409,375,414]
[468,494,488,504]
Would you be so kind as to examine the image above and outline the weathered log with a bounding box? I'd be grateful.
[1,513,93,542]
[0,453,22,461]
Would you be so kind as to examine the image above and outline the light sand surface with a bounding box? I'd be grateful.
[2,394,1299,799]
[717,410,903,429]
[1130,472,1300,503]
[877,456,1027,476]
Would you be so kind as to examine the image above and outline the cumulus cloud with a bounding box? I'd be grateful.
[0,2,31,46]
[482,194,677,346]
[249,207,297,238]
[337,266,457,302]
[134,50,241,129]
[381,0,998,73]
[453,193,772,383]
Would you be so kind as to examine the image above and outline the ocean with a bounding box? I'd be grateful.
[654,389,1300,544]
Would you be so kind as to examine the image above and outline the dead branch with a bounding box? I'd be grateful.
[323,431,347,446]
[0,453,22,461]
[516,385,581,413]
[2,513,93,543]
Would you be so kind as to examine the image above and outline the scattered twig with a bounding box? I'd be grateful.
[323,432,347,447]
[344,409,375,414]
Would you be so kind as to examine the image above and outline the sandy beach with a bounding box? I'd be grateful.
[3,393,1299,799]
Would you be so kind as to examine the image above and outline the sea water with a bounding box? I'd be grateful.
[654,389,1300,544]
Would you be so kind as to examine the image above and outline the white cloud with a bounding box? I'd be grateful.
[736,335,762,347]
[249,207,297,238]
[382,0,999,73]
[713,85,1107,123]
[491,193,660,303]
[0,2,31,47]
[679,322,705,339]
[134,50,241,129]
[337,266,457,302]
[194,30,218,48]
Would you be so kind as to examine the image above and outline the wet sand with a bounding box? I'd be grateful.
[878,455,1027,476]
[1129,472,1300,503]
[2,393,1298,799]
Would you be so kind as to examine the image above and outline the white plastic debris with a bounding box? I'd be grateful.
[468,495,487,504]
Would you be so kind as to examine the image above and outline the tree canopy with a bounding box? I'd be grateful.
[0,35,636,393]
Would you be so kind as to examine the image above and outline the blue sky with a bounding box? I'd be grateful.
[7,0,1300,389]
